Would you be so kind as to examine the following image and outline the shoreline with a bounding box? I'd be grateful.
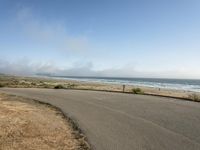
[44,76,200,92]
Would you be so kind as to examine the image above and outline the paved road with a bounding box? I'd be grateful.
[0,88,200,150]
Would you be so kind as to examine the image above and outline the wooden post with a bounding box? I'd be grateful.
[123,85,125,92]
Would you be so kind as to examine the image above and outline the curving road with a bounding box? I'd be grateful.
[0,88,200,150]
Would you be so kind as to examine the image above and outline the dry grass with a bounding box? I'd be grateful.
[0,93,90,150]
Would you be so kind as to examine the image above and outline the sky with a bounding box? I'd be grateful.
[0,0,200,79]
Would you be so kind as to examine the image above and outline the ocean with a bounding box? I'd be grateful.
[48,76,200,92]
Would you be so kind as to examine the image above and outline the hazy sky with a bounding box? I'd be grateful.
[1,0,200,78]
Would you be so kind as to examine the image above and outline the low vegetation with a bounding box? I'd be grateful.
[132,88,143,94]
[54,84,66,89]
[188,93,200,102]
[67,83,76,89]
[0,83,4,88]
[0,75,71,89]
[0,75,81,90]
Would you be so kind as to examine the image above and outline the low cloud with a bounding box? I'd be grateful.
[16,7,90,52]
[0,59,94,76]
[0,59,58,75]
[1,59,200,79]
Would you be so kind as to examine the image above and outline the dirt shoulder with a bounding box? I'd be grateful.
[0,93,90,150]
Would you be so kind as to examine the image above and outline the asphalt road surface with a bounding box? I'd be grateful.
[0,88,200,150]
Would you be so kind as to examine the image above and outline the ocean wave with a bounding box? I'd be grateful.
[49,76,200,92]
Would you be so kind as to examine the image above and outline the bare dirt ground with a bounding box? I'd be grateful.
[0,93,89,150]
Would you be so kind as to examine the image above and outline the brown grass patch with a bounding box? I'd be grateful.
[0,93,90,150]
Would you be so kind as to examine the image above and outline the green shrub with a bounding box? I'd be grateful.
[132,88,143,94]
[188,94,200,102]
[54,84,65,89]
[0,83,4,88]
[67,83,76,89]
[31,82,37,86]
[42,84,52,88]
